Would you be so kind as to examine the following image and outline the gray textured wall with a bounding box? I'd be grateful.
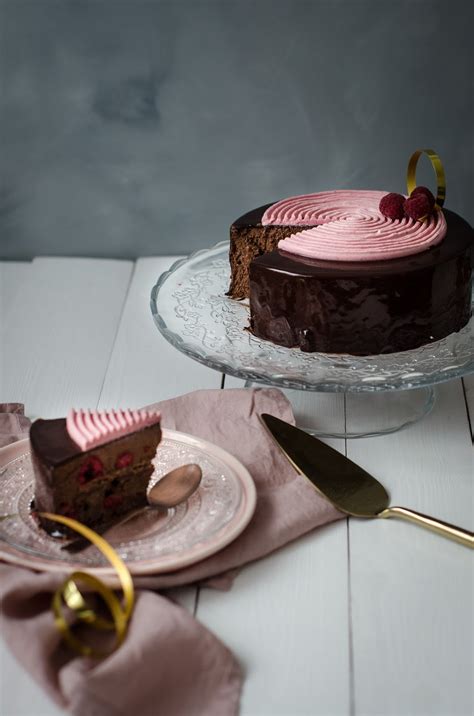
[0,0,472,260]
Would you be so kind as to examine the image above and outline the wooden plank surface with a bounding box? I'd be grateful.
[1,257,132,715]
[0,262,32,396]
[198,378,351,715]
[196,521,349,716]
[1,258,472,716]
[218,379,473,715]
[1,257,133,418]
[98,257,221,408]
[97,256,222,613]
[0,265,64,716]
[346,383,473,716]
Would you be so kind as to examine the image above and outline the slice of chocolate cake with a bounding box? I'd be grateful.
[31,409,162,535]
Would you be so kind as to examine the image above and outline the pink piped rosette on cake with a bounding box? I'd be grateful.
[263,189,446,262]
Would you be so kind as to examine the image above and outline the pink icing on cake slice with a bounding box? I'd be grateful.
[66,409,161,451]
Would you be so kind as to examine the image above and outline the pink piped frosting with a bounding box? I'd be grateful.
[262,190,447,261]
[66,409,161,451]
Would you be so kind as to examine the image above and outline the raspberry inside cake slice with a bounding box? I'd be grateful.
[30,409,162,535]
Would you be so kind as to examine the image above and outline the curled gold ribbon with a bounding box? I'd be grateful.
[406,149,446,208]
[41,512,134,658]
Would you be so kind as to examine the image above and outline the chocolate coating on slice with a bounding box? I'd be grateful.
[30,418,80,466]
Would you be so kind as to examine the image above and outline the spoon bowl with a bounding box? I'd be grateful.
[148,463,202,508]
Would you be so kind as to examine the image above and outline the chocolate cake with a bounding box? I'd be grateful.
[229,190,473,355]
[31,409,162,535]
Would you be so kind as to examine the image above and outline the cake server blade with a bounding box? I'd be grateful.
[260,414,473,548]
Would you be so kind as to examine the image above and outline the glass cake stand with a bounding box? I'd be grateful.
[150,242,474,438]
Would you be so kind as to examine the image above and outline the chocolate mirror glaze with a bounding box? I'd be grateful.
[231,203,273,228]
[30,419,80,466]
[248,208,473,355]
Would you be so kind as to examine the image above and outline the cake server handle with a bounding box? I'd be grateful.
[378,506,473,548]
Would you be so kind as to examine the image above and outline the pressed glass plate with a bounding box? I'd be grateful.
[0,430,257,579]
[150,241,474,393]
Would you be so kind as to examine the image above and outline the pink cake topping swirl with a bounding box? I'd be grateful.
[66,409,161,452]
[262,190,447,261]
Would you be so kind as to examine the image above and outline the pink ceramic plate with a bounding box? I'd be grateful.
[0,429,256,580]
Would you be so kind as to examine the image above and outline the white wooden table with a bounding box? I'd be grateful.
[1,257,472,716]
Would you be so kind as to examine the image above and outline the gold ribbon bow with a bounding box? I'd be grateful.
[406,148,446,208]
[41,512,134,659]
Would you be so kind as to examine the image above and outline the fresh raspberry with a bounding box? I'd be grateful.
[379,193,405,220]
[403,194,432,220]
[78,456,104,485]
[104,494,123,510]
[410,185,435,209]
[115,452,133,469]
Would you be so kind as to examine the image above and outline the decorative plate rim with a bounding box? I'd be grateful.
[0,429,257,580]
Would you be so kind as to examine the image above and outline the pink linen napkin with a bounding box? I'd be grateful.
[0,403,31,448]
[0,391,343,716]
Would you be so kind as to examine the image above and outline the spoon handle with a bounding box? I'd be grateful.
[378,506,473,548]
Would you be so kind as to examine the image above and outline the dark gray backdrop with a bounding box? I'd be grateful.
[1,0,472,259]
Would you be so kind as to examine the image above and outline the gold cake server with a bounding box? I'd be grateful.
[261,414,473,548]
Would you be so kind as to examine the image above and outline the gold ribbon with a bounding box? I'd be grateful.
[41,512,134,659]
[406,149,446,208]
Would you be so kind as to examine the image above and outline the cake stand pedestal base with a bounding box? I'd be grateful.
[243,381,436,439]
